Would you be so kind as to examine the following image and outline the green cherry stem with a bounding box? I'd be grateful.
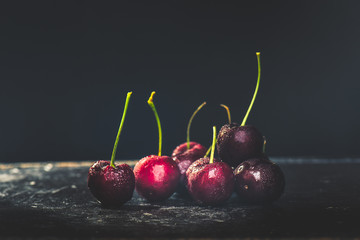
[186,102,206,149]
[220,104,231,124]
[241,52,261,126]
[110,91,132,168]
[204,146,211,158]
[263,136,267,153]
[147,91,162,156]
[209,126,217,164]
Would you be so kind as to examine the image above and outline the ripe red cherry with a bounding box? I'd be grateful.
[186,158,235,205]
[88,92,135,207]
[88,160,135,206]
[217,123,263,168]
[234,157,285,204]
[172,142,207,194]
[134,91,180,202]
[171,102,208,194]
[134,155,180,202]
[217,53,264,168]
[186,126,235,205]
[172,141,207,158]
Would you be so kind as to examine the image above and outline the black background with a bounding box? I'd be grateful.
[1,1,359,163]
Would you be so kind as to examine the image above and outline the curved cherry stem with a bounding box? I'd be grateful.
[147,91,162,156]
[241,52,261,126]
[220,104,231,124]
[110,91,132,168]
[209,126,216,164]
[186,102,206,149]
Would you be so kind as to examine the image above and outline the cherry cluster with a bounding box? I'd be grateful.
[87,52,285,207]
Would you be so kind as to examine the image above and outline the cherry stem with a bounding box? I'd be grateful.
[186,101,206,149]
[204,146,211,158]
[263,136,267,153]
[209,126,216,164]
[241,52,261,126]
[220,104,231,124]
[110,92,132,168]
[147,91,162,156]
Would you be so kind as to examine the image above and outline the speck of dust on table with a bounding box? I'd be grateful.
[0,158,360,239]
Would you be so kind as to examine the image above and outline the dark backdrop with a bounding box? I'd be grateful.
[1,1,359,163]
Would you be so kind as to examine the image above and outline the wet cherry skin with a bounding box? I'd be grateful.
[186,157,235,205]
[87,160,135,207]
[172,142,207,194]
[134,155,181,202]
[217,123,264,168]
[172,141,207,158]
[234,157,285,204]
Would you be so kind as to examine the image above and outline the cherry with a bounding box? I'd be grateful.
[172,142,207,158]
[217,52,264,168]
[134,155,180,202]
[217,123,264,168]
[234,157,285,204]
[134,92,180,202]
[172,102,207,194]
[172,142,207,195]
[88,92,135,207]
[186,126,235,205]
[88,161,135,206]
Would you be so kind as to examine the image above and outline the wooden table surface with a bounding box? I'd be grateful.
[1,158,360,239]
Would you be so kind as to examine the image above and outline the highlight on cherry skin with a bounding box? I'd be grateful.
[87,92,135,207]
[134,91,181,202]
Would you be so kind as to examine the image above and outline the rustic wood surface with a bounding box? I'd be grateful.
[0,158,359,239]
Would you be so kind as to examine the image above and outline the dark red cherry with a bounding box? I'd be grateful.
[217,123,263,168]
[186,157,235,205]
[87,92,134,207]
[217,53,265,168]
[88,160,135,207]
[234,157,285,204]
[134,155,181,202]
[172,141,207,158]
[172,101,208,195]
[172,141,207,194]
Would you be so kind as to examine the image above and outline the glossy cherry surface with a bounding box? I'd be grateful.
[134,155,181,202]
[172,141,207,158]
[186,157,235,205]
[172,141,207,194]
[217,123,263,168]
[217,53,264,168]
[88,160,135,207]
[234,157,285,203]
